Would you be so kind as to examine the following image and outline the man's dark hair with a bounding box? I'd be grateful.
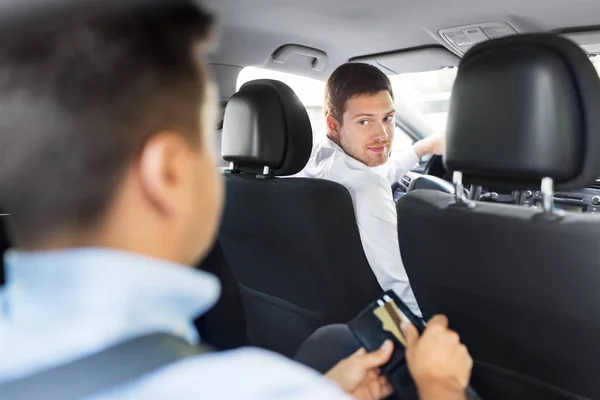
[325,63,394,123]
[0,2,214,247]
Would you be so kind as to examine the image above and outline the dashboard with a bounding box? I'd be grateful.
[402,155,600,214]
[396,171,600,214]
[505,187,600,214]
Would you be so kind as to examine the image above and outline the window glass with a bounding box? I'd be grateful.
[389,68,457,136]
[237,67,327,140]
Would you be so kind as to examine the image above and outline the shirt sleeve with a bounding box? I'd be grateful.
[350,177,422,317]
[382,146,420,185]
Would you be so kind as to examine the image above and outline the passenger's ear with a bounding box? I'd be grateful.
[137,132,188,218]
[326,114,341,140]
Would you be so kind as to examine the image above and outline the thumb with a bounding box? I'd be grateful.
[360,340,394,369]
[402,322,420,348]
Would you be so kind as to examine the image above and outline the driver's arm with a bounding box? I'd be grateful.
[413,134,445,160]
[382,134,445,184]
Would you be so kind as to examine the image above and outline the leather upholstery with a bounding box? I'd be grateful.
[217,79,383,357]
[222,79,313,176]
[397,35,600,399]
[445,34,600,190]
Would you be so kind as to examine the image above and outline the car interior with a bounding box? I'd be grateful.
[4,0,600,398]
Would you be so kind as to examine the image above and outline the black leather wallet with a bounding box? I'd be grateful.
[348,290,482,400]
[348,291,422,400]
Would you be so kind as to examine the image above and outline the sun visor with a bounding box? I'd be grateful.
[350,47,459,74]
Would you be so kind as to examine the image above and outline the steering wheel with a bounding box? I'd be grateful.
[423,154,449,181]
[418,154,484,200]
[405,154,473,196]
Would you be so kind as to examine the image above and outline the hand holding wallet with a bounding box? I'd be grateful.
[348,291,482,400]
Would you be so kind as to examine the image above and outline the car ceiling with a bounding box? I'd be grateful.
[203,0,600,81]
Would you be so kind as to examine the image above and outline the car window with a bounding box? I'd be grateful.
[389,68,457,136]
[236,67,327,140]
[388,56,600,137]
[236,67,414,153]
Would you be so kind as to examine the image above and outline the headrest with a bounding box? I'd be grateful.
[221,79,313,176]
[445,34,600,190]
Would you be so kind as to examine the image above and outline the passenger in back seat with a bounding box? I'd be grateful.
[0,2,471,399]
[298,63,445,317]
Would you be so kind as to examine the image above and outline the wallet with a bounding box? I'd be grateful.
[348,291,422,400]
[348,290,482,400]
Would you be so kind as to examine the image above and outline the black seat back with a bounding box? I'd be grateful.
[219,80,382,357]
[195,241,248,350]
[397,34,600,399]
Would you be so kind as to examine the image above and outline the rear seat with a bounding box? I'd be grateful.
[194,240,248,350]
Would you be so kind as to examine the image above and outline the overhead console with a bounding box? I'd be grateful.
[439,22,519,56]
[439,24,600,58]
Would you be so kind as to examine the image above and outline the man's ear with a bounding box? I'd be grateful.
[326,114,341,140]
[137,132,186,218]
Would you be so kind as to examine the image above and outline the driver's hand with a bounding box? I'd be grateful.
[429,134,446,155]
[403,315,472,400]
[325,340,394,400]
[413,134,446,158]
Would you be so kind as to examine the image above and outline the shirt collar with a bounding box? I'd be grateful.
[322,137,344,153]
[2,248,220,342]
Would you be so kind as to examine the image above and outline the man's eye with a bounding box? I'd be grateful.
[384,115,394,123]
[359,120,369,126]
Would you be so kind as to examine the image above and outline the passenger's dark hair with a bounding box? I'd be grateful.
[0,2,214,246]
[325,62,394,123]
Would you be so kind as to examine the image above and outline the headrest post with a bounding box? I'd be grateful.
[223,162,239,175]
[541,177,554,213]
[256,165,273,179]
[453,171,475,208]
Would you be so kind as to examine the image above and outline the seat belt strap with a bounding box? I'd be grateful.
[0,333,211,400]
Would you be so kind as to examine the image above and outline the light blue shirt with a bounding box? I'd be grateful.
[0,248,350,399]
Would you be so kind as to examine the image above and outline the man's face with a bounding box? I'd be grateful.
[331,90,395,167]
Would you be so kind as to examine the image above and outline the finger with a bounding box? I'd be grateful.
[368,375,393,400]
[360,340,394,369]
[445,330,460,345]
[349,347,367,358]
[364,368,380,385]
[357,375,391,400]
[354,375,386,400]
[352,387,377,400]
[427,314,449,328]
[462,344,474,370]
[402,322,420,348]
[377,375,394,397]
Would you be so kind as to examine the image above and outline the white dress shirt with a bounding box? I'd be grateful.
[0,248,351,399]
[297,138,422,316]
